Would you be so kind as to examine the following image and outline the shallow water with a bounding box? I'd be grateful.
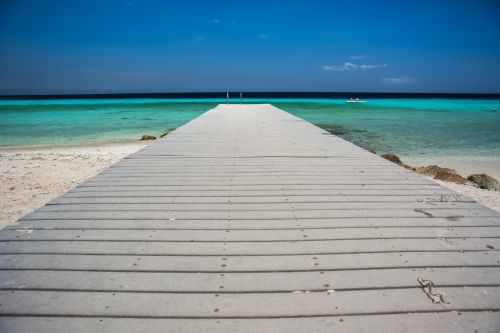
[0,100,214,146]
[1,98,499,160]
[275,98,500,158]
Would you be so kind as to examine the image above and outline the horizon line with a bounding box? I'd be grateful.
[1,91,500,99]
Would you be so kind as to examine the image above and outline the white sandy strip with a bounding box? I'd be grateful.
[429,178,500,213]
[0,142,499,228]
[403,155,500,212]
[403,155,500,179]
[0,142,147,228]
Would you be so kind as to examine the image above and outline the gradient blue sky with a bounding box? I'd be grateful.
[0,0,499,94]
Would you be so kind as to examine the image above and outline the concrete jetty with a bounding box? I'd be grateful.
[1,104,499,332]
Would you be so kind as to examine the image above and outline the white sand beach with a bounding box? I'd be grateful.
[431,178,500,212]
[403,155,500,180]
[0,142,147,228]
[403,155,500,212]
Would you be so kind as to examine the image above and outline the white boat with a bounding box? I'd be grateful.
[346,98,367,103]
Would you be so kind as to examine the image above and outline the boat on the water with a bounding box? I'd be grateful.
[346,98,367,103]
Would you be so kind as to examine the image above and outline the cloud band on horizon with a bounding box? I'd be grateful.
[382,76,415,84]
[323,62,388,71]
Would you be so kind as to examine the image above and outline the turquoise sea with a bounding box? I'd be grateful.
[0,98,499,159]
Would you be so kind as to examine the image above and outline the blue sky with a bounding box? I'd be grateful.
[0,0,499,94]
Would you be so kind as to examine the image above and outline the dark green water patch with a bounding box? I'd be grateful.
[316,123,389,153]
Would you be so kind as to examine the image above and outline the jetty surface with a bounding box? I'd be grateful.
[1,104,499,332]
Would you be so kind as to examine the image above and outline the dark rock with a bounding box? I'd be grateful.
[381,153,414,170]
[467,174,500,191]
[433,169,467,184]
[381,153,402,165]
[415,164,469,185]
[415,165,457,177]
[140,135,156,140]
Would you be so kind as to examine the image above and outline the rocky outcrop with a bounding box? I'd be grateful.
[467,174,500,191]
[433,169,467,184]
[381,153,414,170]
[381,153,402,164]
[382,157,497,188]
[415,165,457,177]
[140,135,156,140]
[414,164,467,184]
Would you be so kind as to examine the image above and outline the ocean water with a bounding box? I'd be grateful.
[274,98,500,158]
[0,98,499,160]
[0,99,215,146]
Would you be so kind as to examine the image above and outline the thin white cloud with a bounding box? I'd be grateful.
[382,76,415,84]
[208,19,220,24]
[259,33,268,39]
[322,62,357,71]
[195,36,206,41]
[359,64,387,70]
[323,62,387,71]
[344,62,358,70]
[322,65,336,71]
[350,55,367,60]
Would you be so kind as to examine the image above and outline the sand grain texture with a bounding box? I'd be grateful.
[0,142,146,228]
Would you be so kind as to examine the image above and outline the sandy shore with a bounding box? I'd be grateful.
[0,142,147,228]
[402,155,500,212]
[0,143,499,228]
[403,155,500,179]
[430,178,500,212]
